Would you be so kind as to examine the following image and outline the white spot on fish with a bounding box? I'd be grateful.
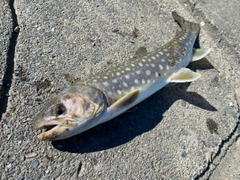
[166,65,169,70]
[159,52,163,55]
[112,79,118,83]
[136,70,141,74]
[159,64,164,70]
[142,59,146,62]
[131,64,135,67]
[151,56,156,60]
[148,59,152,62]
[142,79,145,84]
[139,62,143,67]
[126,67,131,71]
[125,74,130,79]
[147,79,151,83]
[123,81,128,87]
[108,91,113,96]
[146,70,151,76]
[130,87,135,91]
[155,72,159,77]
[117,90,122,95]
[164,49,168,52]
[122,70,125,73]
[156,54,159,57]
[103,76,108,79]
[167,53,170,57]
[151,64,155,68]
[116,72,121,76]
[134,79,139,84]
[161,59,165,62]
[93,79,98,82]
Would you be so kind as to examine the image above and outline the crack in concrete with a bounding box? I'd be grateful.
[195,91,240,179]
[194,119,240,179]
[0,0,19,120]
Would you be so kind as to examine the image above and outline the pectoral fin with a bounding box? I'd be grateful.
[170,68,200,83]
[108,89,141,114]
[192,48,211,61]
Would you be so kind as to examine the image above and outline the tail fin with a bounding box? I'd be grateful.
[172,11,200,35]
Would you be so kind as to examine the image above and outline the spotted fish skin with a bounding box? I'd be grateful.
[81,12,200,106]
[33,12,211,141]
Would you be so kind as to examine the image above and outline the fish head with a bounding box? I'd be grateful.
[33,85,107,141]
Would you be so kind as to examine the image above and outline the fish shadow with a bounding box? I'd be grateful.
[52,62,216,153]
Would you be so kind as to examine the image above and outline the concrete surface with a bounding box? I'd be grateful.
[0,0,239,179]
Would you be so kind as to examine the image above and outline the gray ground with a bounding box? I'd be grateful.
[0,0,239,179]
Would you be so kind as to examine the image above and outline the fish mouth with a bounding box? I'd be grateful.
[33,118,78,141]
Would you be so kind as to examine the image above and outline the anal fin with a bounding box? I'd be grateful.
[170,68,200,83]
[192,48,211,61]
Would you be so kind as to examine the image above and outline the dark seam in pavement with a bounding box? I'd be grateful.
[76,161,83,178]
[0,0,19,120]
[194,119,240,179]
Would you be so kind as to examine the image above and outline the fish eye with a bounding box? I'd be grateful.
[55,103,66,116]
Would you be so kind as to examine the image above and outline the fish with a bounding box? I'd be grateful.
[33,12,211,141]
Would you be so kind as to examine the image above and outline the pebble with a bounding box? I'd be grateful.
[45,169,50,174]
[63,159,70,166]
[6,163,12,169]
[25,152,37,159]
[52,168,62,178]
[31,159,39,168]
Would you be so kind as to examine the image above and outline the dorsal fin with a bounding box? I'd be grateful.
[134,47,147,57]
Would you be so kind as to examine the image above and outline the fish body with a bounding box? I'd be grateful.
[33,12,211,141]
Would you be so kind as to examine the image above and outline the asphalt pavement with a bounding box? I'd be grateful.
[0,0,239,179]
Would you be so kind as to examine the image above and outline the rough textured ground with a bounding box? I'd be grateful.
[0,0,239,179]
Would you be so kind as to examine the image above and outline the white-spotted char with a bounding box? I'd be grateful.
[33,12,211,141]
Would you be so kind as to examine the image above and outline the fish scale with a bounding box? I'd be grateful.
[33,12,211,141]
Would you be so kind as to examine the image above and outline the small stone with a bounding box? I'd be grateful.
[25,152,37,158]
[6,163,12,169]
[200,21,205,26]
[63,159,70,166]
[181,151,187,158]
[52,168,62,178]
[14,26,20,33]
[31,159,39,168]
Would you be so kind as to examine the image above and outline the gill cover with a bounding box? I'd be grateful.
[33,84,107,141]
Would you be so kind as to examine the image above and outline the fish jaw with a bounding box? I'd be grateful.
[33,85,107,141]
[33,118,78,141]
